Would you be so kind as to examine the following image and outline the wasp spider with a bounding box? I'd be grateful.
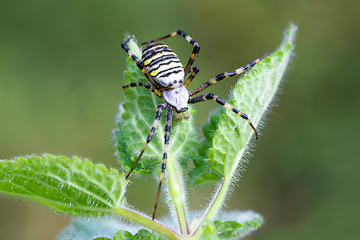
[121,30,270,220]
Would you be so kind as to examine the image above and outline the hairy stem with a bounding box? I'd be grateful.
[114,207,181,240]
[166,154,189,235]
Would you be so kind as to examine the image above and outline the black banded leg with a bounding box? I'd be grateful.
[123,82,162,97]
[189,51,272,96]
[153,106,173,220]
[126,103,167,179]
[142,30,201,75]
[184,67,200,88]
[121,37,160,88]
[188,94,258,140]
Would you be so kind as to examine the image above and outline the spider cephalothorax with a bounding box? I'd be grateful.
[121,30,270,220]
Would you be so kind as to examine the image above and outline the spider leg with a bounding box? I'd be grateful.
[189,51,271,96]
[153,106,173,220]
[121,37,161,88]
[122,82,162,97]
[142,30,200,75]
[183,67,200,88]
[126,103,167,179]
[188,94,258,140]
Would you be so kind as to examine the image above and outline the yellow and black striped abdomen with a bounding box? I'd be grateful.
[142,43,185,89]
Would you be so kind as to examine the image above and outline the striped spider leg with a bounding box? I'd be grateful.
[141,30,201,75]
[188,51,272,140]
[189,51,271,97]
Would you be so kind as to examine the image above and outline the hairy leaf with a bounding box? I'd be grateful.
[133,229,168,240]
[192,24,297,182]
[92,229,168,240]
[213,217,262,239]
[0,155,127,216]
[58,217,142,240]
[187,108,224,185]
[201,210,263,239]
[113,230,133,240]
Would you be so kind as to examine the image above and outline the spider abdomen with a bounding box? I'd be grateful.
[142,42,185,89]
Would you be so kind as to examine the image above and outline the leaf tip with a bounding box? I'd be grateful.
[280,22,298,48]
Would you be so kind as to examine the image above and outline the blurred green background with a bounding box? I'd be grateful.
[1,0,359,239]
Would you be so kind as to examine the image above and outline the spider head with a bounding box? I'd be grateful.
[163,85,189,113]
[175,106,188,113]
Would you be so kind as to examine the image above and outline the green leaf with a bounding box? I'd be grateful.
[190,210,263,239]
[113,230,134,240]
[198,108,225,159]
[133,229,168,240]
[198,24,297,179]
[199,219,220,240]
[213,220,243,239]
[59,217,172,240]
[214,210,264,239]
[0,155,127,216]
[195,210,262,239]
[58,217,140,240]
[114,39,199,176]
[188,108,224,185]
[93,228,168,240]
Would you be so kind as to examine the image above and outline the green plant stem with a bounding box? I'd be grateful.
[166,154,189,235]
[114,207,181,240]
[189,152,245,238]
[184,178,227,239]
[205,178,228,221]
